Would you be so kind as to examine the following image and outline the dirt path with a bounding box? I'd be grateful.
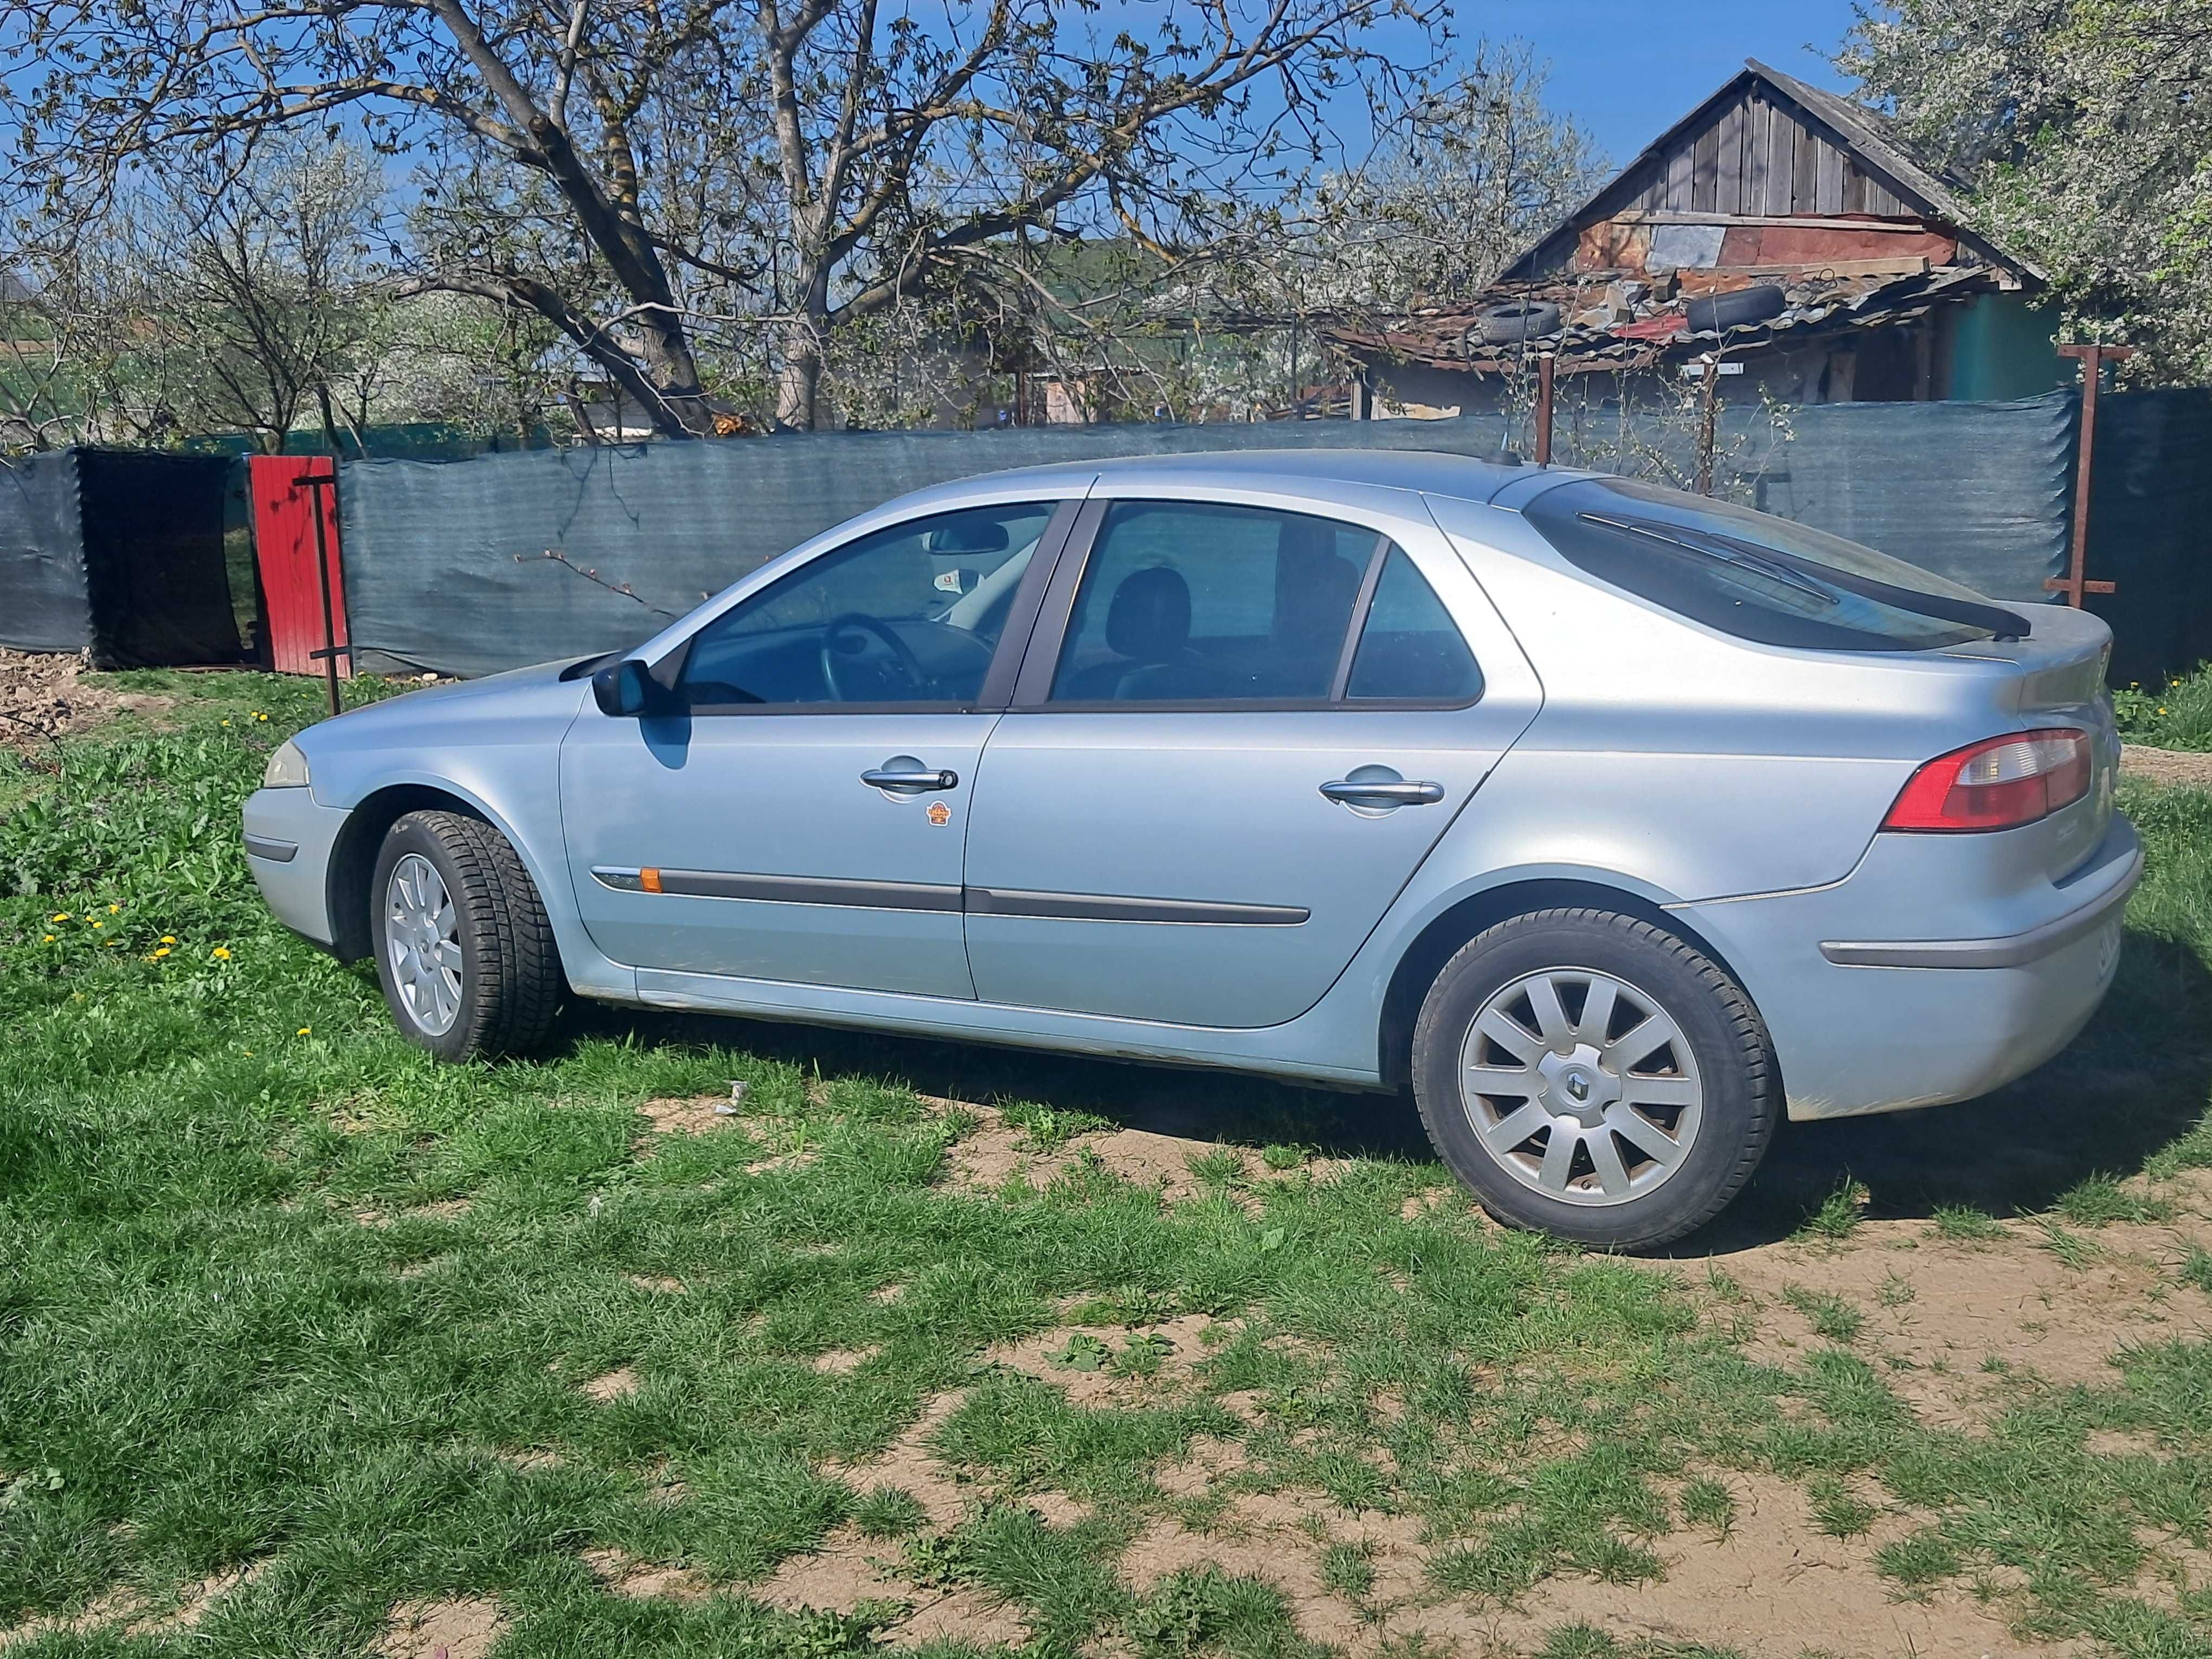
[2123,743,2212,788]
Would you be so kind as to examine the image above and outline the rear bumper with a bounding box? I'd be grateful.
[242,786,349,949]
[1817,836,2142,968]
[1677,816,2141,1121]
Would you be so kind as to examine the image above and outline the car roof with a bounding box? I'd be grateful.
[889,446,1551,513]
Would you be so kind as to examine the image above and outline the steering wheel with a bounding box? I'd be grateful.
[819,612,929,702]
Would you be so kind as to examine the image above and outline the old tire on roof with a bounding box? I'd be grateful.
[1684,283,1787,335]
[1475,300,1564,345]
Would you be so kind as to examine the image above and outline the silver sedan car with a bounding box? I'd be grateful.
[242,451,2138,1247]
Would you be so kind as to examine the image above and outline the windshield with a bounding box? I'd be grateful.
[1523,477,2014,653]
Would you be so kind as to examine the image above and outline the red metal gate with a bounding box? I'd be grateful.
[248,455,350,678]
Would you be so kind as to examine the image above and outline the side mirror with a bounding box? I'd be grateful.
[591,658,665,718]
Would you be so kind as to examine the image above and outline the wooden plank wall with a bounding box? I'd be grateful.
[1628,87,1911,218]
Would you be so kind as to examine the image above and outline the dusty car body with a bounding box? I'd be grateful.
[243,451,2136,1245]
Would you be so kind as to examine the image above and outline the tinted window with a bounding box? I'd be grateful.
[1523,477,2001,652]
[1050,502,1377,703]
[678,503,1054,706]
[1346,548,1482,701]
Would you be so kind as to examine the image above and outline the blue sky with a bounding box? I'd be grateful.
[1480,0,1868,164]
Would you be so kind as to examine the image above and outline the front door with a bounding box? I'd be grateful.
[558,498,1067,998]
[962,493,1540,1027]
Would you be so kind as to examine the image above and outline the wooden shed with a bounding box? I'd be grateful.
[1330,60,2060,413]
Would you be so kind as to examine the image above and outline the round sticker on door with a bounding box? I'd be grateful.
[926,801,952,827]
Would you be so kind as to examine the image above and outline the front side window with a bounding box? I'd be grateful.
[1523,477,2021,653]
[1049,502,1379,703]
[677,502,1056,707]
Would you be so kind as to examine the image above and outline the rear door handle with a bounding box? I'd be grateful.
[1320,779,1445,806]
[862,766,959,792]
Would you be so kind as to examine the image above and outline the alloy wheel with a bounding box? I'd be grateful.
[1456,967,1704,1207]
[384,852,462,1037]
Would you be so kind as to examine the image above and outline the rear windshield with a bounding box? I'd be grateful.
[1522,477,2007,653]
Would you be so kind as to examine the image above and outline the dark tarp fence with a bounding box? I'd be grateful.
[340,398,2095,680]
[6,391,2200,680]
[0,451,92,653]
[2080,390,2212,688]
[1747,393,2077,605]
[0,448,250,666]
[339,416,1522,677]
[1539,391,2077,605]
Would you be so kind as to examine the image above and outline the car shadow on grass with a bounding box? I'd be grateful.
[559,925,2212,1254]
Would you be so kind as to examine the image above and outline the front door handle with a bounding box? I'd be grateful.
[1320,778,1445,806]
[862,765,959,792]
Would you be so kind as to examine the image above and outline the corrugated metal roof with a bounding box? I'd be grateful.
[1327,263,2001,376]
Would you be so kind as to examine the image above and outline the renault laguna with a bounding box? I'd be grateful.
[242,452,2136,1247]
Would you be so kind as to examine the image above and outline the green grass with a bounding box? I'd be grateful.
[2115,662,2212,751]
[1793,1178,1868,1245]
[1930,1204,2011,1243]
[1676,1478,1734,1538]
[1781,1287,1863,1343]
[4,672,2212,1657]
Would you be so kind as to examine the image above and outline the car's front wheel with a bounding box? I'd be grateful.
[370,810,563,1061]
[1410,908,1777,1249]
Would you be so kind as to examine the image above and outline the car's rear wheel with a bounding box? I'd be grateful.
[1410,908,1777,1249]
[370,810,562,1061]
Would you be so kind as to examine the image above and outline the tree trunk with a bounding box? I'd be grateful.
[776,323,821,430]
[632,306,715,436]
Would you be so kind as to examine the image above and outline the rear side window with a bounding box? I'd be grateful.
[1522,477,2015,653]
[1049,502,1377,703]
[1347,547,1483,702]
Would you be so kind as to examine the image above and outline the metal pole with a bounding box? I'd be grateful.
[1534,355,1555,465]
[2048,342,2129,606]
[305,468,345,716]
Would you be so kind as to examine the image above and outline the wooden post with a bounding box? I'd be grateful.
[2046,343,2131,606]
[1533,355,1555,465]
[1694,356,1720,496]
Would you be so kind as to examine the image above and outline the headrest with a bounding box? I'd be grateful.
[1105,565,1192,661]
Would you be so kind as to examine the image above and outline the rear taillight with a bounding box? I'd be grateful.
[1882,729,2093,832]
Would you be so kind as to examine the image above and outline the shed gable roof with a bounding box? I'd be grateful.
[1502,59,2037,284]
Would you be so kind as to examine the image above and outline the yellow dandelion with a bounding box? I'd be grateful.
[161,935,176,945]
[151,947,170,959]
[107,903,120,914]
[2159,706,2170,715]
[50,912,68,923]
[243,1050,253,1057]
[210,946,230,960]
[41,934,55,943]
[91,920,102,929]
[297,1026,311,1036]
[103,939,117,947]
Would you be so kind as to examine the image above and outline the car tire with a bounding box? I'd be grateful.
[1410,908,1777,1249]
[370,809,563,1062]
[1476,299,1564,344]
[1684,282,1786,335]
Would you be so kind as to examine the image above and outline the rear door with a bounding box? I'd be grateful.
[961,486,1541,1028]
